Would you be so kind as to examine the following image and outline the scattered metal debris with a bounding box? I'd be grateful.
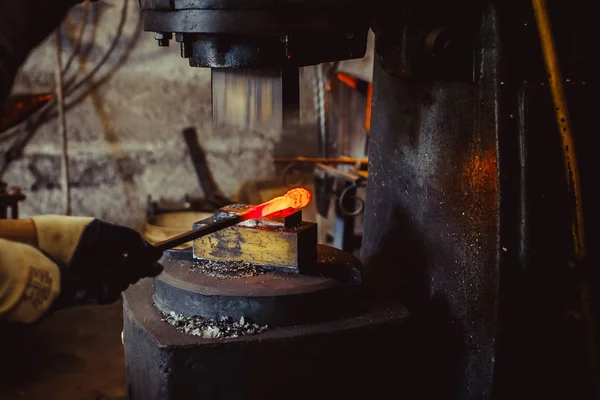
[161,311,269,339]
[213,210,240,221]
[227,203,249,210]
[190,259,265,279]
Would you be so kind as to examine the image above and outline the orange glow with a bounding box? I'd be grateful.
[460,148,498,217]
[365,83,373,132]
[336,73,357,89]
[1,93,53,129]
[243,188,312,220]
[334,74,372,132]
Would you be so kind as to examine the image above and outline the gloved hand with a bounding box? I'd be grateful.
[31,216,163,308]
[0,238,61,324]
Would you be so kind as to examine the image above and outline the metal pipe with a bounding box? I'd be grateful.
[531,0,585,260]
[275,157,368,164]
[532,1,597,396]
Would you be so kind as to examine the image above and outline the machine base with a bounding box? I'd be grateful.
[123,279,414,400]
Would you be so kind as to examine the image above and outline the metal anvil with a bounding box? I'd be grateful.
[192,205,318,274]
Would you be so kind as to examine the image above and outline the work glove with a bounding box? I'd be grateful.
[31,216,163,308]
[0,238,61,324]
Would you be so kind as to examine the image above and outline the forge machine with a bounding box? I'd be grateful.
[123,1,600,399]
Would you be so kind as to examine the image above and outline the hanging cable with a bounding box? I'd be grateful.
[0,0,138,176]
[55,29,71,216]
[31,0,130,125]
[62,0,91,80]
[0,0,90,141]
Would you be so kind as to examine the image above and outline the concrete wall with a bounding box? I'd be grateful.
[1,0,321,230]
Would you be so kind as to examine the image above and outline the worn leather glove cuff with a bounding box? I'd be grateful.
[31,215,94,265]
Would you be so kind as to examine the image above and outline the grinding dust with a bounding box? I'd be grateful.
[161,311,269,339]
[190,259,265,279]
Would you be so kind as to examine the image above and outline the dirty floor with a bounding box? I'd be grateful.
[0,301,127,400]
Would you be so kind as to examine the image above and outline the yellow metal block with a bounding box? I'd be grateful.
[193,219,317,272]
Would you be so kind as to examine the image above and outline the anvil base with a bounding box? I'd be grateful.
[123,280,415,400]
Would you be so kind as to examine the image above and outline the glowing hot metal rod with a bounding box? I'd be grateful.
[154,188,312,252]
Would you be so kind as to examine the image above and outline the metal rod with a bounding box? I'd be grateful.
[313,64,328,157]
[532,0,585,260]
[532,1,597,396]
[154,214,243,252]
[182,127,226,201]
[315,162,364,182]
[275,157,368,164]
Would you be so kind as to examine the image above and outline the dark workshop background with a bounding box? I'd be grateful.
[0,1,372,231]
[0,1,374,399]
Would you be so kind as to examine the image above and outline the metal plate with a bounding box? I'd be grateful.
[153,245,362,325]
[143,10,363,35]
[158,259,337,297]
[140,0,360,11]
[185,33,366,68]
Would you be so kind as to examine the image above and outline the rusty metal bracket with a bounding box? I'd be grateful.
[313,163,366,218]
[279,161,367,218]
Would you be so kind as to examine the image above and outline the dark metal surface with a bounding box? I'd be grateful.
[140,0,361,11]
[363,1,599,398]
[185,33,367,68]
[153,245,362,325]
[144,10,364,35]
[123,279,414,400]
[491,1,599,397]
[281,67,299,130]
[364,60,495,398]
[373,6,477,82]
[139,0,369,68]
